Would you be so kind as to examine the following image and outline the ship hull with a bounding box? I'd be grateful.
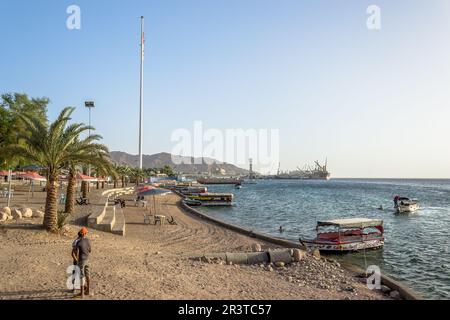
[197,178,242,185]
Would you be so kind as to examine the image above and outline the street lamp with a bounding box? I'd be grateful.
[85,101,95,191]
[85,101,95,138]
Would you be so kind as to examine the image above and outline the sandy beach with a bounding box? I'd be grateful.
[0,183,387,300]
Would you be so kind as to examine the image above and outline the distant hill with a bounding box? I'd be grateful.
[110,151,249,175]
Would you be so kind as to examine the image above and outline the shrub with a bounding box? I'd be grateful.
[57,211,70,229]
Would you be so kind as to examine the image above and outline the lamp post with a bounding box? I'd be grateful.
[7,169,12,207]
[85,101,95,192]
[85,101,95,139]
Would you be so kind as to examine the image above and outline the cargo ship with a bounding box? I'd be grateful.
[196,177,243,185]
[274,160,331,180]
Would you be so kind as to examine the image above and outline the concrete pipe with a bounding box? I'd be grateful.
[268,249,292,264]
[247,252,270,264]
[225,252,249,265]
[205,253,227,261]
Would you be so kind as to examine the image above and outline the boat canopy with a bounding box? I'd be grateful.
[317,218,383,228]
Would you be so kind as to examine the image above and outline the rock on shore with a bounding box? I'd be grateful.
[32,209,44,218]
[22,208,33,218]
[11,209,22,220]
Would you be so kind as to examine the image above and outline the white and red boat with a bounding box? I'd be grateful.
[394,197,420,213]
[299,218,384,252]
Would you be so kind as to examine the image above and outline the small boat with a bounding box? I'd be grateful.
[394,197,420,213]
[299,218,384,252]
[188,193,234,206]
[179,186,208,196]
[235,183,242,189]
[183,199,202,207]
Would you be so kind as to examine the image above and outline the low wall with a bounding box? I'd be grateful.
[88,187,135,233]
[176,193,304,250]
[175,190,422,300]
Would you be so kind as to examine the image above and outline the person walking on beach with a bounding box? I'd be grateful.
[73,227,92,296]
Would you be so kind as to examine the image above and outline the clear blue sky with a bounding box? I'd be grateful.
[1,0,450,177]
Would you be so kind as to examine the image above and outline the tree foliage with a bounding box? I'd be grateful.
[0,93,49,168]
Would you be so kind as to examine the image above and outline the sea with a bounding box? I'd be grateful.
[199,179,450,299]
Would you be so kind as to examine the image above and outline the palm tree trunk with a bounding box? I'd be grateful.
[113,180,117,188]
[65,168,77,215]
[96,181,99,189]
[121,176,125,188]
[44,174,58,232]
[81,181,88,198]
[102,181,105,189]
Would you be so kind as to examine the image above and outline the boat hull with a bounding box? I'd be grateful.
[183,199,202,207]
[197,178,242,185]
[396,203,420,213]
[198,202,234,206]
[300,239,384,252]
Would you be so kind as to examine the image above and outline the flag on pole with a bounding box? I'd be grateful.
[141,17,145,61]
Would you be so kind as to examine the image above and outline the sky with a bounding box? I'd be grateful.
[1,0,450,178]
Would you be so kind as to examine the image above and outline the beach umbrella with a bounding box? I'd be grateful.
[138,187,171,197]
[18,165,45,171]
[0,170,17,178]
[16,172,47,199]
[76,173,98,196]
[76,173,98,182]
[17,172,47,182]
[136,185,171,216]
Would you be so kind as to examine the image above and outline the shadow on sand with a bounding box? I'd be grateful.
[0,289,75,300]
[0,223,44,231]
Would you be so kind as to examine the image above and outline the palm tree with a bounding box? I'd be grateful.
[130,167,146,185]
[94,163,116,189]
[80,165,89,199]
[111,163,121,188]
[116,165,132,188]
[2,107,97,232]
[64,136,113,216]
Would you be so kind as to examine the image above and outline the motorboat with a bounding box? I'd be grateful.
[187,193,234,206]
[183,198,202,207]
[299,218,384,252]
[394,196,420,213]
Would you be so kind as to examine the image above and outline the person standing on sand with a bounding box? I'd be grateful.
[74,227,92,296]
[70,231,82,293]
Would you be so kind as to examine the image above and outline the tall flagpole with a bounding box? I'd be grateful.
[139,16,144,170]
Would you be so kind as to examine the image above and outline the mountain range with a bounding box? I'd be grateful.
[109,151,249,175]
